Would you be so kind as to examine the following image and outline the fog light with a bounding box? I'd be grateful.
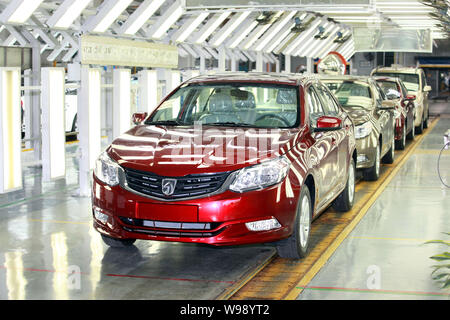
[94,208,109,224]
[245,218,281,232]
[357,155,368,163]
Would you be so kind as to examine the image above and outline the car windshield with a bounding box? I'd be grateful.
[146,83,299,128]
[373,72,419,92]
[324,80,373,109]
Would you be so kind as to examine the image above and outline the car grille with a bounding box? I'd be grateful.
[119,217,224,238]
[122,167,231,200]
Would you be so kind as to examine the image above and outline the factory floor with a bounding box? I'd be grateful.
[0,102,448,300]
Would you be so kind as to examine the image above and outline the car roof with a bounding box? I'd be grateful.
[372,76,401,83]
[372,66,421,75]
[184,72,318,86]
[319,75,371,83]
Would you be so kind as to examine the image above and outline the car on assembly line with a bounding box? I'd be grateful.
[92,72,357,259]
[374,76,416,150]
[321,75,396,181]
[371,66,431,134]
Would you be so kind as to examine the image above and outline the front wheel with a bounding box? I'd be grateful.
[101,234,136,248]
[333,158,355,212]
[276,187,312,259]
[382,136,395,164]
[395,124,406,150]
[364,143,381,181]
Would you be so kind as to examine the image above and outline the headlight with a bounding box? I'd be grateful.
[94,151,120,186]
[229,156,290,193]
[355,122,372,139]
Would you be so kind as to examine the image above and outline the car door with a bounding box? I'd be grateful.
[420,70,429,118]
[306,85,337,211]
[315,84,348,195]
[373,83,394,156]
[399,80,414,133]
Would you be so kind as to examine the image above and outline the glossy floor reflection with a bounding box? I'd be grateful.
[297,106,450,300]
[0,141,275,300]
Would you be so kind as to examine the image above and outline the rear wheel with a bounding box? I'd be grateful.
[276,187,312,259]
[395,124,406,150]
[423,109,429,129]
[382,136,395,164]
[415,112,424,134]
[364,143,381,181]
[406,120,415,140]
[333,158,355,212]
[101,234,136,248]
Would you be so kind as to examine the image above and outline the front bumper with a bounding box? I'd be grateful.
[92,175,299,246]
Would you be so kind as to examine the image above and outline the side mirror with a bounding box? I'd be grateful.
[314,116,342,132]
[380,100,395,110]
[424,85,432,92]
[132,112,148,125]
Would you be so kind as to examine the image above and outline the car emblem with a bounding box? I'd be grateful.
[162,179,177,196]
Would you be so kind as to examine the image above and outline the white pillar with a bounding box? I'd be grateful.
[23,69,33,149]
[276,59,280,73]
[78,67,101,197]
[200,56,206,74]
[307,57,314,74]
[166,70,181,93]
[218,48,227,72]
[41,68,66,182]
[139,69,158,114]
[285,54,291,73]
[113,68,131,139]
[256,51,264,72]
[0,67,22,193]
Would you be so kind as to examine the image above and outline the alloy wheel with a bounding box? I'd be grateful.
[299,195,311,249]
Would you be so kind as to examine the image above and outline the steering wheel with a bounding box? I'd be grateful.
[255,114,291,127]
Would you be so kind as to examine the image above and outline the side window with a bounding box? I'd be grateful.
[317,85,340,115]
[306,86,325,127]
[399,81,408,98]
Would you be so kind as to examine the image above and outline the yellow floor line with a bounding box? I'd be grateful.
[284,118,438,300]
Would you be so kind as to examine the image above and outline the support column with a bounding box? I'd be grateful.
[0,67,22,193]
[285,54,291,73]
[23,69,32,149]
[218,47,226,72]
[78,67,101,197]
[256,51,264,72]
[199,56,206,74]
[112,68,131,139]
[307,57,314,74]
[41,68,66,181]
[31,43,41,162]
[139,69,158,114]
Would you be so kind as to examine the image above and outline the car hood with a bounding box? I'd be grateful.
[343,106,372,126]
[108,125,302,176]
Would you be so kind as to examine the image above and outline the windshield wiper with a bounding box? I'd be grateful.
[146,120,183,126]
[204,122,254,127]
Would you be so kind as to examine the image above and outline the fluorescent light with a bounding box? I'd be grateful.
[113,69,131,138]
[0,68,22,193]
[210,11,251,47]
[149,1,184,40]
[195,12,231,44]
[283,18,323,55]
[41,68,66,181]
[120,0,166,35]
[228,21,258,48]
[173,12,209,42]
[47,0,92,29]
[89,0,133,33]
[0,0,44,24]
[254,11,297,52]
[265,23,294,53]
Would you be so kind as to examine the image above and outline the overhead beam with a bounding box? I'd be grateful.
[119,0,166,35]
[46,0,92,29]
[82,0,133,33]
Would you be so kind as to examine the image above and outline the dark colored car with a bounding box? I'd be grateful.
[322,75,396,181]
[92,73,357,259]
[374,76,416,150]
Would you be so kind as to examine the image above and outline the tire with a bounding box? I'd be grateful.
[415,113,424,135]
[382,136,395,164]
[395,124,406,150]
[364,143,381,181]
[101,234,136,248]
[333,158,355,212]
[423,109,429,129]
[406,120,415,140]
[276,187,312,259]
[67,114,78,141]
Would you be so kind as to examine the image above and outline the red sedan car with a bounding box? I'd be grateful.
[375,76,416,150]
[92,73,356,259]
